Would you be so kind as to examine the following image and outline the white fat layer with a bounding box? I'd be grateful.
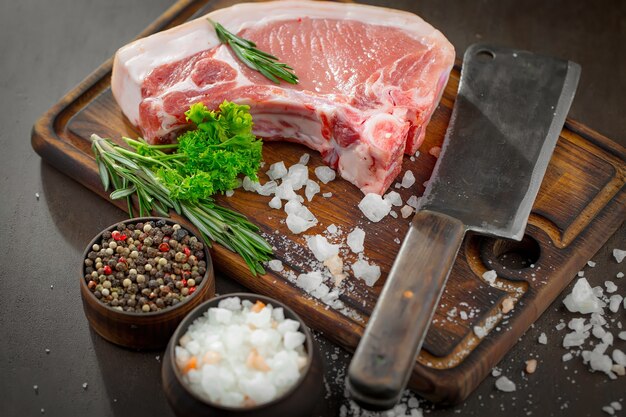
[112,0,453,129]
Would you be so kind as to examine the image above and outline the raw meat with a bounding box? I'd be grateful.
[111,1,454,194]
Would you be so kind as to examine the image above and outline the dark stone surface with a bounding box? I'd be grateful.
[0,1,624,416]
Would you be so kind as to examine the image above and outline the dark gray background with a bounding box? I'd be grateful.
[1,0,624,416]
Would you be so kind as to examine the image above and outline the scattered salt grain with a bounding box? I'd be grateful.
[384,191,403,207]
[285,200,317,234]
[352,259,381,286]
[304,180,320,202]
[400,170,416,188]
[525,359,537,374]
[326,224,338,234]
[556,322,567,331]
[358,193,391,222]
[563,278,605,314]
[268,260,284,272]
[33,385,38,393]
[314,166,336,184]
[612,402,623,411]
[609,295,623,313]
[389,210,398,218]
[298,153,310,165]
[603,406,616,415]
[286,164,308,190]
[243,176,261,192]
[482,270,497,285]
[269,196,282,209]
[501,298,515,314]
[322,192,332,198]
[306,235,340,262]
[613,248,626,263]
[491,368,501,377]
[613,349,626,366]
[563,331,589,348]
[35,192,40,200]
[400,205,414,218]
[605,281,618,293]
[538,333,548,345]
[406,195,419,209]
[82,382,88,390]
[587,260,596,267]
[619,331,626,341]
[562,353,573,362]
[296,271,324,293]
[225,190,235,197]
[347,228,365,253]
[495,376,516,392]
[617,272,624,279]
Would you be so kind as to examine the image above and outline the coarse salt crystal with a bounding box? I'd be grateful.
[501,298,515,314]
[400,205,414,218]
[563,278,605,314]
[306,235,340,262]
[267,161,288,180]
[384,191,403,207]
[562,353,573,362]
[406,195,419,209]
[298,153,310,165]
[482,270,497,285]
[605,281,618,293]
[401,170,416,188]
[268,260,284,272]
[538,333,547,344]
[283,331,306,350]
[603,406,616,415]
[304,180,320,202]
[617,272,624,279]
[563,331,589,348]
[358,193,391,222]
[587,260,596,267]
[556,322,567,331]
[612,402,623,411]
[314,166,336,184]
[491,368,501,377]
[225,190,234,197]
[495,376,516,392]
[352,259,381,287]
[609,295,623,313]
[346,228,365,253]
[613,248,626,263]
[296,271,323,293]
[619,331,626,341]
[275,179,299,201]
[286,164,308,190]
[326,224,338,234]
[322,192,332,198]
[612,349,626,366]
[269,196,282,209]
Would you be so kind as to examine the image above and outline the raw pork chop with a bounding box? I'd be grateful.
[111,1,455,194]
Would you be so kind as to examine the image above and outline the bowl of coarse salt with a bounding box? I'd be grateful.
[162,293,324,417]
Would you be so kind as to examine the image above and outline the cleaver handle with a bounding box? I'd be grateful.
[348,210,465,410]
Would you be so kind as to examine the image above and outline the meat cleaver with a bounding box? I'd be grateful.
[348,43,580,410]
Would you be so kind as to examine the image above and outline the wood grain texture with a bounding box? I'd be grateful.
[31,0,626,404]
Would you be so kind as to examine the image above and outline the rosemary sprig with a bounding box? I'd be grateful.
[91,134,273,275]
[210,19,298,85]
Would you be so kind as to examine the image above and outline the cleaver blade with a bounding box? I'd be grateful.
[348,43,580,410]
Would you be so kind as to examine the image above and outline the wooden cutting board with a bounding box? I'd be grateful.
[31,0,626,404]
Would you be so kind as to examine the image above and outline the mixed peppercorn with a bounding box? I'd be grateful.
[83,220,206,313]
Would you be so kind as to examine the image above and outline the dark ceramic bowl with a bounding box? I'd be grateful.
[162,293,324,417]
[80,217,215,350]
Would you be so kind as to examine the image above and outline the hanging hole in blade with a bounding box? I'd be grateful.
[476,49,495,61]
[479,234,541,271]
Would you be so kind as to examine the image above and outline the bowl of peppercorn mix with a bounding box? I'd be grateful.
[80,217,215,349]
